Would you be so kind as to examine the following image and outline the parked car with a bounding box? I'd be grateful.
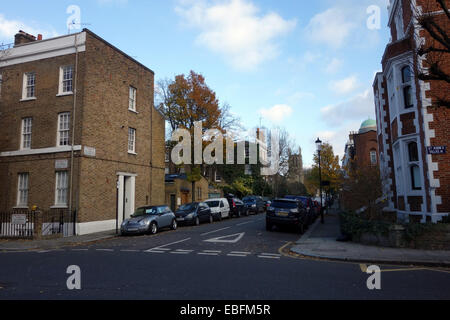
[262,197,272,211]
[266,199,307,233]
[242,196,266,214]
[204,198,231,220]
[225,194,247,217]
[121,206,177,235]
[175,202,213,226]
[284,195,316,225]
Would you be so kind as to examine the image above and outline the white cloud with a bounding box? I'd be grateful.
[175,0,297,70]
[321,89,376,127]
[0,14,58,41]
[305,8,356,49]
[259,104,293,124]
[324,58,343,74]
[330,75,359,95]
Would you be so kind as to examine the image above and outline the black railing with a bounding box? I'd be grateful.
[0,209,76,239]
[0,210,35,239]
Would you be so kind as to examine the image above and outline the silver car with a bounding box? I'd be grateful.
[121,206,177,235]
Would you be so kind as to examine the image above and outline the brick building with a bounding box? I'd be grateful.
[0,29,165,235]
[342,120,379,172]
[373,0,449,223]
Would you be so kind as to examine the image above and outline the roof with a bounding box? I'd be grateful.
[359,119,377,134]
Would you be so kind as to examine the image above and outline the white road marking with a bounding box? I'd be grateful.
[258,255,281,259]
[261,253,281,257]
[204,233,245,244]
[144,238,191,252]
[96,249,114,252]
[230,251,251,255]
[236,221,253,226]
[171,250,194,255]
[201,227,231,236]
[227,254,248,257]
[198,252,220,256]
[147,250,166,254]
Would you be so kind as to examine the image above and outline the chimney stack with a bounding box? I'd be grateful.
[14,30,37,46]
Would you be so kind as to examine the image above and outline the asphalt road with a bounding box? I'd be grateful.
[0,212,449,300]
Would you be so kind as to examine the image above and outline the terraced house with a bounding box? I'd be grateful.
[373,0,450,223]
[0,29,165,235]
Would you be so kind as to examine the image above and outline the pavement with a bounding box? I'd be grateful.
[290,210,450,267]
[0,230,117,252]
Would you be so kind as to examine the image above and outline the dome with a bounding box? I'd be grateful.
[359,119,377,134]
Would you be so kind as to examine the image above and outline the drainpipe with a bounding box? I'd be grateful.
[69,33,79,235]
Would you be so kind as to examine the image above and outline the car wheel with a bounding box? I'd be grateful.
[237,210,241,218]
[195,217,200,226]
[217,213,222,221]
[149,222,158,235]
[171,219,177,230]
[245,209,249,216]
[298,224,304,234]
[266,223,273,231]
[209,215,213,224]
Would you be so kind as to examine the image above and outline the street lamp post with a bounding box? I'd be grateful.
[316,138,324,224]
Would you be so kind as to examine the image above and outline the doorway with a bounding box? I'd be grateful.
[117,173,136,227]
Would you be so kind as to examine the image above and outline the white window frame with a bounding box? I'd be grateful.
[406,140,422,191]
[58,66,74,96]
[128,128,136,154]
[22,72,36,100]
[21,118,33,150]
[17,173,29,207]
[129,86,137,112]
[215,170,222,182]
[54,171,69,207]
[57,113,70,147]
[370,150,377,165]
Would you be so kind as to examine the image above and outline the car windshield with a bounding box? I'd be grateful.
[206,201,220,207]
[178,203,197,211]
[243,197,256,202]
[131,207,157,217]
[272,200,298,209]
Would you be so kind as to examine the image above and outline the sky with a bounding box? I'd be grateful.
[0,0,391,167]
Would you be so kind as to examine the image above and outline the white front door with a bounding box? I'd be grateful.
[117,174,136,225]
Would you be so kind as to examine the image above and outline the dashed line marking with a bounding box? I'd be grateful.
[96,249,114,252]
[198,252,220,256]
[258,255,281,260]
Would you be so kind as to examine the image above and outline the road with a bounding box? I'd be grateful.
[0,212,449,300]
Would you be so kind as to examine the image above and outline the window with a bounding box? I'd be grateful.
[129,87,137,111]
[22,72,36,99]
[21,118,32,150]
[57,113,70,146]
[197,187,202,200]
[215,170,221,182]
[401,66,413,109]
[370,150,377,165]
[59,66,73,94]
[408,142,421,190]
[55,171,69,206]
[17,173,29,207]
[128,128,136,153]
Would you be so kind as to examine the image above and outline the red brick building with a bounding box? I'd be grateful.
[342,119,379,172]
[0,29,166,235]
[373,0,449,223]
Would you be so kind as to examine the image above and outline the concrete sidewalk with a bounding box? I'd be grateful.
[290,212,450,267]
[0,230,117,252]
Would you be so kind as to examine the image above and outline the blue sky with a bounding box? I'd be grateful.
[0,0,391,166]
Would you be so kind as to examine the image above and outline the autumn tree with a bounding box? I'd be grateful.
[306,143,341,201]
[415,0,450,108]
[156,71,224,202]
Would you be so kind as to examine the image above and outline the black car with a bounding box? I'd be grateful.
[175,202,213,226]
[266,199,307,233]
[285,195,317,226]
[225,194,247,217]
[243,196,266,214]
